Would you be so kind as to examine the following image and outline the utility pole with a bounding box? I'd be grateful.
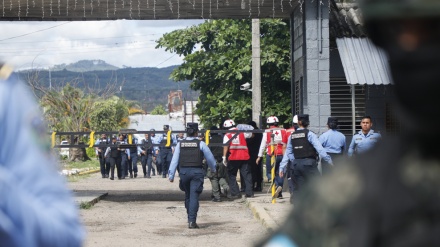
[252,19,262,128]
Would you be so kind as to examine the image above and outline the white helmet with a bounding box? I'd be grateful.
[293,115,298,124]
[223,119,235,128]
[266,116,279,124]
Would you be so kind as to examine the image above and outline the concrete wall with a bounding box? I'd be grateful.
[301,1,331,134]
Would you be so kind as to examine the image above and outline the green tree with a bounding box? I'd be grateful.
[41,84,96,132]
[150,105,167,115]
[156,19,292,127]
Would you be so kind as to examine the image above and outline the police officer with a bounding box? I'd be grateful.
[127,135,139,178]
[158,124,176,177]
[347,116,381,156]
[0,63,85,246]
[95,133,110,178]
[279,114,332,197]
[206,126,229,202]
[168,123,216,229]
[104,136,120,180]
[256,116,288,198]
[118,134,131,179]
[319,117,346,174]
[139,132,157,178]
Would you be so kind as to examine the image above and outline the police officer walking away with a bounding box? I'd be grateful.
[348,116,381,156]
[319,117,346,174]
[168,123,217,229]
[279,114,332,198]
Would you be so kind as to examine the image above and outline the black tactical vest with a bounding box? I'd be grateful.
[291,129,317,159]
[141,139,153,154]
[179,139,203,168]
[209,135,223,160]
[110,144,120,158]
[98,139,108,157]
[129,138,137,153]
[161,134,171,149]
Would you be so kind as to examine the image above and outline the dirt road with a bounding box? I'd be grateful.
[69,170,269,247]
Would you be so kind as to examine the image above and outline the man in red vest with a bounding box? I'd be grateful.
[222,119,254,199]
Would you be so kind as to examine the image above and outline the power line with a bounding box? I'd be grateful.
[155,54,177,67]
[0,22,73,42]
[0,34,161,44]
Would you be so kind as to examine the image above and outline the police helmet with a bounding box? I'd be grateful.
[266,116,279,124]
[163,125,170,130]
[223,119,235,128]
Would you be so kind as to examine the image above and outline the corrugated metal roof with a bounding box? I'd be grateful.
[336,37,393,85]
[330,1,366,38]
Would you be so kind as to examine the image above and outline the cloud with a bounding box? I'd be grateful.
[0,19,203,69]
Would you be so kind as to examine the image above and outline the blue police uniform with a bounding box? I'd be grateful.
[319,129,346,174]
[0,69,84,246]
[138,133,160,177]
[127,137,139,178]
[168,136,216,227]
[280,128,332,199]
[348,130,381,156]
[95,137,110,178]
[157,130,177,177]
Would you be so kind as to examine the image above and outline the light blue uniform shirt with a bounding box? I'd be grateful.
[0,72,84,247]
[168,137,216,181]
[319,129,346,154]
[348,130,382,156]
[156,133,177,148]
[280,128,333,172]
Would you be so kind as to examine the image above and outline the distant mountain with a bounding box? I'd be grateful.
[18,60,199,112]
[52,60,119,72]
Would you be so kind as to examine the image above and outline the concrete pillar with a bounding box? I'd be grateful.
[292,0,330,134]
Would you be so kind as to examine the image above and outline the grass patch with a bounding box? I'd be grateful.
[79,201,93,210]
[62,159,100,170]
[67,174,91,182]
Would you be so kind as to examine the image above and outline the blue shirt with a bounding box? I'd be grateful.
[156,133,177,149]
[280,128,333,172]
[348,130,382,156]
[319,129,346,154]
[168,137,216,181]
[0,72,84,247]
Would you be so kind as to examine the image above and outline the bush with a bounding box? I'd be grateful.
[86,147,97,159]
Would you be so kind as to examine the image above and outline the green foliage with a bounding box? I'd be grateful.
[79,202,93,209]
[89,101,118,131]
[156,19,292,127]
[150,105,167,115]
[86,147,97,159]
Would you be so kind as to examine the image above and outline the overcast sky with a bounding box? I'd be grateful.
[0,20,203,70]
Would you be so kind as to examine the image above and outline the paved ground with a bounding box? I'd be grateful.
[70,168,293,247]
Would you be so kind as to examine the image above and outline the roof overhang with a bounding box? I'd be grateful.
[0,0,297,21]
[336,37,393,85]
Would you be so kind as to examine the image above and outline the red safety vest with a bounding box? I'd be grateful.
[265,127,287,156]
[226,128,250,160]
